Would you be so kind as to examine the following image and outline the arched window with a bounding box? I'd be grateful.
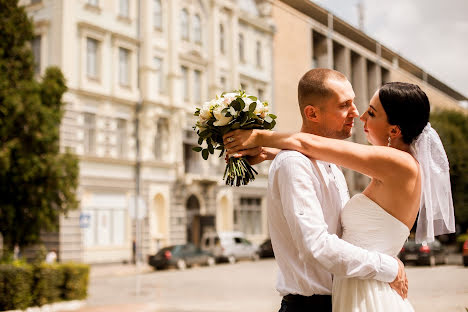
[153,0,162,29]
[219,24,225,54]
[239,33,245,62]
[193,14,202,44]
[181,9,189,40]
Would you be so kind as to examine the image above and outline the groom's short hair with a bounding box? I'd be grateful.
[298,68,347,116]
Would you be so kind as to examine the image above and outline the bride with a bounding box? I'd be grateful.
[223,82,455,311]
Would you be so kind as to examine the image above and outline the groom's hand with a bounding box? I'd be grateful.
[389,257,408,299]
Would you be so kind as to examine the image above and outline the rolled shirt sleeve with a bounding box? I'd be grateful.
[276,155,398,283]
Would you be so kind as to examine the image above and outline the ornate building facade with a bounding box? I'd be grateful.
[24,0,275,263]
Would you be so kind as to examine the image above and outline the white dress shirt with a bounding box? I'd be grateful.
[268,150,398,296]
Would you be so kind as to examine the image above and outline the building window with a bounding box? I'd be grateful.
[116,118,127,157]
[193,14,201,44]
[256,41,262,67]
[181,9,189,40]
[194,70,201,103]
[153,0,162,29]
[258,88,264,100]
[86,38,99,79]
[119,0,129,17]
[220,76,226,90]
[32,35,41,75]
[154,57,164,94]
[119,47,130,87]
[154,117,169,161]
[239,33,245,62]
[181,66,189,100]
[84,113,96,155]
[219,24,225,54]
[88,0,98,6]
[236,197,262,235]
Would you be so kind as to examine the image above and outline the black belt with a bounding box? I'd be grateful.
[283,294,332,305]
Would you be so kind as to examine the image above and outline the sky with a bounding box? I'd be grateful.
[311,0,468,100]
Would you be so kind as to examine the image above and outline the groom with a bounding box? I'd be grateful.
[229,69,407,311]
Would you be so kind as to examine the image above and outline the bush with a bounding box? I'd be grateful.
[33,263,65,306]
[0,263,33,310]
[0,262,89,310]
[60,263,90,300]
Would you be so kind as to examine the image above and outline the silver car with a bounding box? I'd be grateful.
[201,231,259,263]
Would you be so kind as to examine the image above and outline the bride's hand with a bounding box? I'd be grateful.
[389,258,408,299]
[223,129,260,153]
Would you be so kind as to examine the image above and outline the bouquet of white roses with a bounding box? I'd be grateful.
[192,90,276,186]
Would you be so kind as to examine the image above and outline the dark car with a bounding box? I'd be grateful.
[148,243,215,270]
[398,239,447,266]
[463,240,468,267]
[257,239,274,258]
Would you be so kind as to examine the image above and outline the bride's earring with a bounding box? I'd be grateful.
[387,136,391,147]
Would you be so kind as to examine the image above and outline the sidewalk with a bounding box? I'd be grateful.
[89,263,153,278]
[69,303,158,312]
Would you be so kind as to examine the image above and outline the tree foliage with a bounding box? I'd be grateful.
[430,109,468,231]
[0,0,79,252]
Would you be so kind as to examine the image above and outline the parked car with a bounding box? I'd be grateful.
[398,239,447,266]
[257,238,274,258]
[463,240,468,267]
[201,231,259,263]
[148,243,215,270]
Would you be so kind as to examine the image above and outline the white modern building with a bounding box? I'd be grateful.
[23,0,275,263]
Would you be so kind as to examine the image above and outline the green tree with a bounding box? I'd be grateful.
[431,109,468,231]
[0,0,79,253]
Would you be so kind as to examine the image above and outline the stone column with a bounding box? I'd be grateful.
[229,8,240,89]
[167,0,181,108]
[327,13,334,69]
[208,1,220,97]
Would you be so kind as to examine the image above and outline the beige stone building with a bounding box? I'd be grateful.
[272,0,467,194]
[23,0,275,263]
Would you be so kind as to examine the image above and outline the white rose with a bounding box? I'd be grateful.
[213,105,233,126]
[200,102,213,119]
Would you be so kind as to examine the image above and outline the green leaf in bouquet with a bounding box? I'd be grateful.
[269,114,277,119]
[249,102,256,113]
[231,99,241,112]
[208,143,214,154]
[221,91,226,97]
[216,145,224,150]
[248,96,257,101]
[264,115,273,123]
[270,120,277,129]
[198,137,204,145]
[221,108,229,115]
[192,146,203,152]
[199,130,211,138]
[238,98,245,111]
[202,149,209,160]
[231,122,241,130]
[219,147,225,158]
[194,111,200,116]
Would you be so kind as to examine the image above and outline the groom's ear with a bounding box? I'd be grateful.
[304,105,320,122]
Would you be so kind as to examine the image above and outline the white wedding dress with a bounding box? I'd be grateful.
[332,194,415,312]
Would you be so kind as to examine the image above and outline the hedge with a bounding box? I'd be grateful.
[0,264,33,310]
[0,262,89,311]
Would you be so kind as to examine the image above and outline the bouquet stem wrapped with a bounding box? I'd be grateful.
[192,90,276,186]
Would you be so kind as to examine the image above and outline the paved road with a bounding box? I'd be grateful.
[80,258,468,312]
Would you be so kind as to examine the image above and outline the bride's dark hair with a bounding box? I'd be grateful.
[379,82,430,144]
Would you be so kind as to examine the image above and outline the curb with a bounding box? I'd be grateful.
[3,300,85,312]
